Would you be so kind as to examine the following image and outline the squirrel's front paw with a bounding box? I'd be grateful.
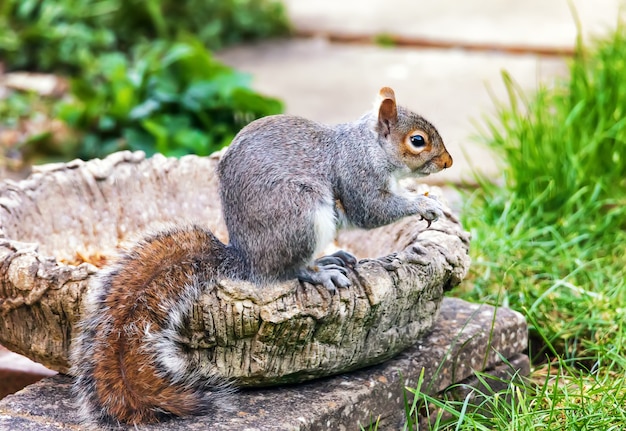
[415,195,444,228]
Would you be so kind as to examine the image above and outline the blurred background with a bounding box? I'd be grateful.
[0,0,621,182]
[1,0,625,421]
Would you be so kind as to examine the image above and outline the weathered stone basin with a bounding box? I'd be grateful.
[0,150,470,385]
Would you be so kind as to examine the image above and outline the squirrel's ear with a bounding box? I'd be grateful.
[377,87,397,137]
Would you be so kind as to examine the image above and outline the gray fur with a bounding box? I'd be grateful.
[218,103,449,289]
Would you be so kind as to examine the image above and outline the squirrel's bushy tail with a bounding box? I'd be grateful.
[71,225,235,427]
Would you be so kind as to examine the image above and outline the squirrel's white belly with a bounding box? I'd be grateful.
[312,204,337,259]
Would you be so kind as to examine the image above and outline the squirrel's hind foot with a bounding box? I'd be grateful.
[297,250,357,292]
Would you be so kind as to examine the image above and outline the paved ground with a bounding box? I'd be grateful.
[218,40,565,184]
[1,0,625,400]
[284,0,622,50]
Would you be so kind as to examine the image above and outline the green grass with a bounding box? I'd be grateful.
[406,24,626,430]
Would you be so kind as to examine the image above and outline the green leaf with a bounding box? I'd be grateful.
[213,71,252,97]
[148,75,180,103]
[110,84,137,118]
[98,115,117,131]
[180,80,219,111]
[129,98,161,120]
[173,127,210,155]
[231,88,283,115]
[160,43,194,68]
[141,118,169,154]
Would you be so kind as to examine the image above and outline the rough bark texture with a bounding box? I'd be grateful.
[0,151,470,382]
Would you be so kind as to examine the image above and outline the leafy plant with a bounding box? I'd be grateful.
[57,39,283,159]
[0,0,289,73]
[0,0,287,164]
[0,0,117,72]
[111,0,290,51]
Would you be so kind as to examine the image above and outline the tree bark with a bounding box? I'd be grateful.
[0,151,470,384]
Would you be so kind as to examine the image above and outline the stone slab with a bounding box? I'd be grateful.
[0,346,56,399]
[284,0,625,51]
[0,298,528,430]
[217,39,567,184]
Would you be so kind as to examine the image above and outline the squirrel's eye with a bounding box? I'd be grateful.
[410,134,426,148]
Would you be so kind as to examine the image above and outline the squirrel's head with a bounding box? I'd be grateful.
[376,87,453,176]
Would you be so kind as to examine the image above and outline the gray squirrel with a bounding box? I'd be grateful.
[70,86,453,427]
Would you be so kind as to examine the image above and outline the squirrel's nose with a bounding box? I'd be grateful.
[440,152,453,169]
